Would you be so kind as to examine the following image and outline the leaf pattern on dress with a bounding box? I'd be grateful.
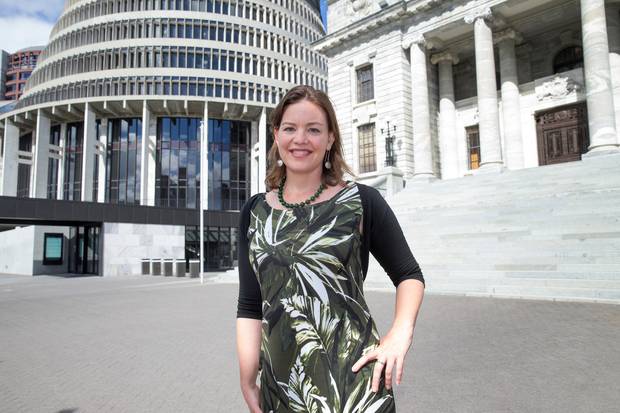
[248,182,396,412]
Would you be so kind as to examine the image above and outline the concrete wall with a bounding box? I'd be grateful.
[102,223,185,276]
[0,226,34,275]
[33,226,71,275]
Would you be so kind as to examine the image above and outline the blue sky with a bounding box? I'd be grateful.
[0,1,328,53]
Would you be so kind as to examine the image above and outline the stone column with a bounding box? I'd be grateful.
[140,101,157,206]
[81,102,97,201]
[57,123,67,200]
[495,29,524,170]
[97,118,108,203]
[1,119,19,196]
[606,4,620,141]
[258,107,267,193]
[202,102,210,208]
[250,120,260,195]
[409,35,436,179]
[580,0,619,155]
[32,109,51,198]
[431,51,460,180]
[465,8,504,171]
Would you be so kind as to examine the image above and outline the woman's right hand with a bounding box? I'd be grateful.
[241,383,263,413]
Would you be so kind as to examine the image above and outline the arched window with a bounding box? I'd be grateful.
[553,46,584,74]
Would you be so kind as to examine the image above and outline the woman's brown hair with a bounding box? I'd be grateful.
[265,85,355,190]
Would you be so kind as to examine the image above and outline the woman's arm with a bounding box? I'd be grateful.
[351,279,424,391]
[236,318,263,413]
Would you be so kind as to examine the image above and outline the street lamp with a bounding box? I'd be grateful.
[381,121,396,167]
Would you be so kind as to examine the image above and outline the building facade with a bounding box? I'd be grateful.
[2,47,44,101]
[0,0,326,276]
[316,0,620,185]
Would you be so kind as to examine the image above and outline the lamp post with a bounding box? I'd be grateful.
[381,121,396,167]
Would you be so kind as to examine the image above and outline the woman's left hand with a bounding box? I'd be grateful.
[351,325,414,392]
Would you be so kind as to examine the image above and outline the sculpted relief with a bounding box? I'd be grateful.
[346,0,373,18]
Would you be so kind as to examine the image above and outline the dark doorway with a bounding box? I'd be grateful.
[536,103,590,165]
[68,226,100,275]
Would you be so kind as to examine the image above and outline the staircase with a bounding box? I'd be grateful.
[364,154,620,304]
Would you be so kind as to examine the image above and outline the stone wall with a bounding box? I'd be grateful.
[102,223,185,276]
[0,226,34,275]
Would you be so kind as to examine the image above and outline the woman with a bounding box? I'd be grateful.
[236,85,425,412]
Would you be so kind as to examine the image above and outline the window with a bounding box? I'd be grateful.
[43,233,64,265]
[356,65,374,103]
[553,46,584,74]
[105,118,142,204]
[466,125,481,170]
[358,124,376,173]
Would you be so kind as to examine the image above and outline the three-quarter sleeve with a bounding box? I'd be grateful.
[368,190,425,288]
[236,194,263,319]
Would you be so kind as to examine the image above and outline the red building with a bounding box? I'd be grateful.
[4,47,44,101]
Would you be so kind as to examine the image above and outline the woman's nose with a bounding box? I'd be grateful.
[292,131,309,143]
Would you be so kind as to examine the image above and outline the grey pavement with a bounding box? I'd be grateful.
[0,274,619,413]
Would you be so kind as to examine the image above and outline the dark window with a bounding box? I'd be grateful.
[104,118,142,204]
[554,46,584,74]
[185,225,237,271]
[208,119,250,211]
[17,133,33,198]
[356,65,374,103]
[47,125,62,199]
[43,233,64,265]
[156,117,201,208]
[358,124,376,173]
[63,122,84,201]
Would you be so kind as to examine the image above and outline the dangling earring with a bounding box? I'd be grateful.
[277,158,284,167]
[324,149,332,169]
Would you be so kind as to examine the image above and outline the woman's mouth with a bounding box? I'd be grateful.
[290,149,312,158]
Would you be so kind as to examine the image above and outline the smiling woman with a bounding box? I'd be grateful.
[236,85,426,412]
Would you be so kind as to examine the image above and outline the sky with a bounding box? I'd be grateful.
[0,0,328,54]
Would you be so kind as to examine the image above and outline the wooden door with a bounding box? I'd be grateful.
[536,103,590,165]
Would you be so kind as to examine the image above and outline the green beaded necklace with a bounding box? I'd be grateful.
[278,176,326,209]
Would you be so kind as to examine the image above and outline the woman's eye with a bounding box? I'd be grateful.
[309,128,321,134]
[283,127,295,132]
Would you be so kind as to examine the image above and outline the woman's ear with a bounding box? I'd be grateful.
[328,132,335,150]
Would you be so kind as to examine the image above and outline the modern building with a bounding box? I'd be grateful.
[2,47,44,101]
[316,0,620,185]
[0,0,326,276]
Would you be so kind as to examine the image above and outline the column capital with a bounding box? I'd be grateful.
[464,7,493,25]
[431,51,460,65]
[402,34,442,50]
[494,28,523,45]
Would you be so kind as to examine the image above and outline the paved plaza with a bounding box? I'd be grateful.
[0,274,618,413]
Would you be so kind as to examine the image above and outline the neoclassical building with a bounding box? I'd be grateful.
[0,0,325,276]
[316,0,620,186]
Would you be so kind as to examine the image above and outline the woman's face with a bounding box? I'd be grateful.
[274,99,335,176]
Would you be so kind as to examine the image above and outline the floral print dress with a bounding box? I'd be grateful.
[247,182,396,412]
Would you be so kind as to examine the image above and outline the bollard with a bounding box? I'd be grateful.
[141,259,150,275]
[163,258,174,276]
[151,259,162,276]
[189,259,200,278]
[175,259,186,277]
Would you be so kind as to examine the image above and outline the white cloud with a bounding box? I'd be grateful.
[0,0,65,21]
[0,0,64,52]
[0,16,54,53]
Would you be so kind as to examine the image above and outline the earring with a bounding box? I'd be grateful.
[324,149,332,169]
[277,159,284,167]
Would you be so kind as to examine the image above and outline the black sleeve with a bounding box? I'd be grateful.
[236,195,263,319]
[369,192,425,288]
